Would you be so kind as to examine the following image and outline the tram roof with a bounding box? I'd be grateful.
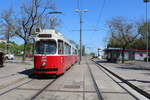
[35,29,77,49]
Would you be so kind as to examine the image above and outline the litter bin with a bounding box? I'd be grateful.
[0,52,4,67]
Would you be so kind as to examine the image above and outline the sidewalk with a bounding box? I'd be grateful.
[0,60,33,91]
[95,59,150,94]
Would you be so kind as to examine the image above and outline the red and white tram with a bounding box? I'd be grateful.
[34,29,78,75]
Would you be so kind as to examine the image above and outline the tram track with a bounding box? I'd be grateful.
[0,77,58,100]
[0,70,35,96]
[86,58,103,100]
[0,73,18,79]
[0,76,29,90]
[91,58,150,99]
[0,69,34,92]
[30,79,57,100]
[0,79,33,96]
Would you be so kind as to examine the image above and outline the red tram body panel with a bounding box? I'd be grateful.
[33,29,78,75]
[34,55,78,75]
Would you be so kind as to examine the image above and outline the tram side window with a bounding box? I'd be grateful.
[72,48,76,55]
[68,45,71,54]
[64,43,71,55]
[72,48,75,54]
[75,49,77,54]
[58,40,64,54]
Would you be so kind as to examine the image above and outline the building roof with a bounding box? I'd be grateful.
[0,38,6,40]
[104,48,150,53]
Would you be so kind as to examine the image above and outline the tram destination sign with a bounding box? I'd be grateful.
[38,34,52,38]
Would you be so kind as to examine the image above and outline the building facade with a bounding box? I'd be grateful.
[104,48,150,62]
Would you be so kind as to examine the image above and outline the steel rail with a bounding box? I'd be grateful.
[91,59,150,99]
[30,79,57,100]
[0,79,33,96]
[86,59,103,100]
[30,62,78,100]
[0,73,17,79]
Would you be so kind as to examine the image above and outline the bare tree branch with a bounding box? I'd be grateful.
[107,16,140,63]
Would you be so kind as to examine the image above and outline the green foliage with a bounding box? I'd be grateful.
[108,37,145,50]
[26,43,33,54]
[107,20,150,50]
[138,21,150,38]
[0,43,6,52]
[107,17,140,63]
[138,21,150,49]
[0,41,33,56]
[130,38,146,50]
[90,52,95,56]
[108,38,122,48]
[107,17,145,50]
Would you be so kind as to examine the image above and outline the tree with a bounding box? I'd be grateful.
[90,52,96,56]
[0,43,6,52]
[0,9,15,53]
[8,42,19,55]
[129,38,146,50]
[138,21,150,50]
[12,0,56,61]
[107,17,140,63]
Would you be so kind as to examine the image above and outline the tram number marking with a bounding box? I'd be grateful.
[42,56,47,62]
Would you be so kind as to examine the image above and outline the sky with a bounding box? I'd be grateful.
[0,0,150,53]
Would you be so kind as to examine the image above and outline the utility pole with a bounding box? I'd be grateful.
[144,0,150,62]
[75,9,88,64]
[98,48,101,57]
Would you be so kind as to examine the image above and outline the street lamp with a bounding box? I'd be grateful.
[144,0,149,62]
[75,9,88,64]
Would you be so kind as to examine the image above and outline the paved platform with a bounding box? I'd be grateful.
[0,57,146,100]
[87,58,135,100]
[95,59,150,94]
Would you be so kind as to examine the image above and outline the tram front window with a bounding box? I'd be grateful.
[35,40,56,54]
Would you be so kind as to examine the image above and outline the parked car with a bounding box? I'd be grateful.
[5,54,15,60]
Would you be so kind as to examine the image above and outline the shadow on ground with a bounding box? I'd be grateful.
[119,79,150,83]
[18,68,58,79]
[143,73,150,76]
[116,66,150,71]
[95,59,150,71]
[96,60,116,63]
